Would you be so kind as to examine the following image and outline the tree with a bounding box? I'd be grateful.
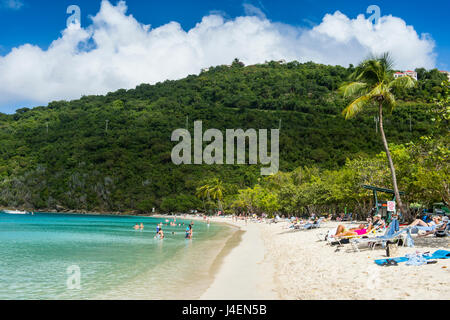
[196,179,225,213]
[339,53,416,220]
[195,184,210,213]
[208,178,225,213]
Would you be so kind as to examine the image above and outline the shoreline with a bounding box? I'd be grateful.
[5,211,448,299]
[156,214,280,299]
[155,215,449,300]
[200,219,279,300]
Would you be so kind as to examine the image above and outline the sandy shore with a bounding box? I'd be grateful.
[201,220,279,300]
[193,216,449,300]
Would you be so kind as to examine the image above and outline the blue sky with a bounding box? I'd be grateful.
[0,0,449,113]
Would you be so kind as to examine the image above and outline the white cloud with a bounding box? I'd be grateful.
[1,0,24,10]
[0,0,436,112]
[243,3,266,19]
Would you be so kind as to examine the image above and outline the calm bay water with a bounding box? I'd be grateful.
[0,213,233,300]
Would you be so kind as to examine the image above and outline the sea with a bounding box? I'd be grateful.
[0,212,236,300]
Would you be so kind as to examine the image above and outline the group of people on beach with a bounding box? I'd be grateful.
[330,213,448,238]
[133,218,197,240]
[331,214,385,238]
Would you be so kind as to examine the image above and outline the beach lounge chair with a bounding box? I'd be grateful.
[296,217,324,231]
[343,213,352,221]
[327,226,379,246]
[435,221,449,237]
[408,219,448,238]
[317,222,378,242]
[349,222,414,252]
[317,227,336,241]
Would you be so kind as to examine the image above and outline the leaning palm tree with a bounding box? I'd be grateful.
[339,53,416,220]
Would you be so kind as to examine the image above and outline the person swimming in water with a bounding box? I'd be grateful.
[133,224,140,230]
[140,223,144,230]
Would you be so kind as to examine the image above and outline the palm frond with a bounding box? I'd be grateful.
[378,52,394,73]
[339,82,368,98]
[382,92,396,114]
[342,95,372,119]
[355,60,382,84]
[355,53,394,85]
[367,83,382,96]
[388,76,416,89]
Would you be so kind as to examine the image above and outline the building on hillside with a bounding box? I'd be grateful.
[394,70,418,81]
[439,70,450,81]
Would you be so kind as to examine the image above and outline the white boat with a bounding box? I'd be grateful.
[2,210,30,215]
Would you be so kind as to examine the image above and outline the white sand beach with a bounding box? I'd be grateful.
[198,217,450,300]
[200,222,279,300]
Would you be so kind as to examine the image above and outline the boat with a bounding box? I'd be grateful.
[2,210,30,215]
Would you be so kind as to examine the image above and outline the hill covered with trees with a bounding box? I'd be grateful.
[0,60,447,214]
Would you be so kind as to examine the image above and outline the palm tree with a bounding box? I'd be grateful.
[339,53,416,220]
[195,184,210,213]
[208,178,225,214]
[196,179,225,214]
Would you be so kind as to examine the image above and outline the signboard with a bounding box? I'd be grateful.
[387,201,396,212]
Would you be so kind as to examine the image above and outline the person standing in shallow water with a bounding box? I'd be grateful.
[156,223,161,235]
[185,224,193,239]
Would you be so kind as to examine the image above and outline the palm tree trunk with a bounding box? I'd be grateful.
[218,199,223,213]
[378,104,409,221]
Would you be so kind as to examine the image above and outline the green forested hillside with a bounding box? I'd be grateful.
[0,60,446,213]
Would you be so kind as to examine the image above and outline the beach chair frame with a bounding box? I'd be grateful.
[349,228,410,252]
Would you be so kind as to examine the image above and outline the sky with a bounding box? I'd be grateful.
[0,0,449,114]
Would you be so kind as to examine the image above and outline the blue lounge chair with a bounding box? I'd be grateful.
[297,217,324,230]
[350,220,413,252]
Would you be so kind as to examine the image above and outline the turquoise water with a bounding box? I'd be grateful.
[0,213,233,300]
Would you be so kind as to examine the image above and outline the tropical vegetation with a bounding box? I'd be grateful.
[0,59,447,219]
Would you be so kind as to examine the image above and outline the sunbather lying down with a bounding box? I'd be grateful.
[331,223,374,238]
[408,216,447,237]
